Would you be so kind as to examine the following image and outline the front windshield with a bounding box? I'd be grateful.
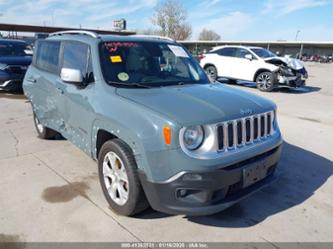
[99,41,209,87]
[251,48,276,59]
[0,42,29,56]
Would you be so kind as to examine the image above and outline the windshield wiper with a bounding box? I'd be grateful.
[173,81,203,86]
[108,81,152,89]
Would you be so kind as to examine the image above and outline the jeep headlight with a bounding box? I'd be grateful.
[183,125,204,150]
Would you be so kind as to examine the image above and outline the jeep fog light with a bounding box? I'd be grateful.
[183,173,202,181]
[183,125,204,150]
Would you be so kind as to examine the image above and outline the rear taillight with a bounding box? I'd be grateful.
[198,54,206,61]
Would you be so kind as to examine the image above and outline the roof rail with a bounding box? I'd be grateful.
[49,30,98,38]
[130,34,174,42]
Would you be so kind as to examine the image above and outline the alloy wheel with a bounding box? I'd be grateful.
[102,151,129,206]
[257,72,272,90]
[206,66,217,81]
[35,116,44,133]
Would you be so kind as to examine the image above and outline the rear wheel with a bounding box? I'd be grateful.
[255,71,275,92]
[98,139,149,216]
[205,65,218,82]
[33,112,58,139]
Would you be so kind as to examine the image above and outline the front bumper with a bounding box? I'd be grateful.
[0,79,23,91]
[139,145,282,215]
[0,68,26,91]
[277,68,308,88]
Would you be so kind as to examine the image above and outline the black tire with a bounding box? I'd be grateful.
[205,65,218,82]
[9,85,23,94]
[255,71,275,92]
[98,139,149,216]
[33,112,58,139]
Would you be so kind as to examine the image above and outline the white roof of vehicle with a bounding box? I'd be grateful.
[211,45,263,52]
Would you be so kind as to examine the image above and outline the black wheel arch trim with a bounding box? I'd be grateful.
[253,68,275,83]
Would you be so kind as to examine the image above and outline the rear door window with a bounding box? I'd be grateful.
[35,40,61,73]
[217,47,236,57]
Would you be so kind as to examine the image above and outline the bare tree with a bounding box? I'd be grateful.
[135,28,160,36]
[198,28,221,41]
[151,0,192,40]
[176,23,192,40]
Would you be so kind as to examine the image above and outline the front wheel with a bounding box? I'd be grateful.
[98,139,149,216]
[205,65,218,82]
[255,71,275,92]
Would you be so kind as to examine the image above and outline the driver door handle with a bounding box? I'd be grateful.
[26,77,36,83]
[56,87,64,94]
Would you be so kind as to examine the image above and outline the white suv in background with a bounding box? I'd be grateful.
[200,45,308,92]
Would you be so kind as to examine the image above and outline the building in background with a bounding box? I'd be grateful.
[0,23,134,45]
[1,23,333,59]
[180,40,333,58]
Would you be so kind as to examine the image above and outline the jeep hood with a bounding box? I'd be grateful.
[116,84,276,126]
[264,56,304,70]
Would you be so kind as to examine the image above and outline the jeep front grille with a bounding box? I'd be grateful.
[217,111,274,151]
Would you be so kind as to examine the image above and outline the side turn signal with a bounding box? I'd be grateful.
[163,126,171,145]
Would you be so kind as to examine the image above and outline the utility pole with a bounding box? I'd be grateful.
[295,30,301,41]
[51,11,55,26]
[0,14,2,37]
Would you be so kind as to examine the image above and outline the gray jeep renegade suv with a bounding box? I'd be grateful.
[23,30,283,216]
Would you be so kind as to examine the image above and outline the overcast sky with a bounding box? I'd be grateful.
[0,0,332,41]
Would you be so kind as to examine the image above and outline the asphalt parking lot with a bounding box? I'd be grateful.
[0,62,332,243]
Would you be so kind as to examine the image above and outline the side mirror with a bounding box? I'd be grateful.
[60,68,83,83]
[245,54,253,60]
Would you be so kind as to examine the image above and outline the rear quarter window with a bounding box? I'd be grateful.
[35,40,61,74]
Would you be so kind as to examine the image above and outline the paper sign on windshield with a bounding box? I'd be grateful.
[168,45,189,58]
[110,55,122,63]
